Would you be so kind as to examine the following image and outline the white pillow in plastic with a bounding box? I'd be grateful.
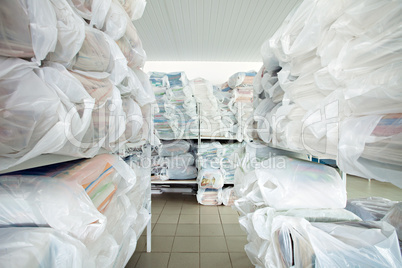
[256,156,346,210]
[66,0,111,28]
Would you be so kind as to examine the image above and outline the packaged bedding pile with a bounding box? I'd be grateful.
[149,72,198,140]
[151,140,197,181]
[252,0,402,188]
[0,154,150,268]
[196,142,243,205]
[232,142,402,267]
[221,72,256,141]
[0,0,155,172]
[0,0,153,266]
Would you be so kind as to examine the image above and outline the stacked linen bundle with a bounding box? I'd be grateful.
[213,86,239,139]
[0,0,155,172]
[197,142,243,184]
[253,0,402,187]
[197,169,225,206]
[150,72,198,140]
[151,140,197,180]
[190,78,223,138]
[225,72,256,141]
[0,154,150,267]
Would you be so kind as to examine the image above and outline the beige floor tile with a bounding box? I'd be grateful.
[135,236,146,253]
[200,214,221,224]
[226,236,248,252]
[223,224,246,236]
[152,224,177,236]
[200,236,228,252]
[158,214,180,224]
[172,236,200,253]
[125,252,141,268]
[230,252,254,268]
[200,224,224,236]
[149,236,174,252]
[152,206,164,214]
[161,208,181,215]
[219,206,238,215]
[200,206,220,215]
[346,175,402,201]
[220,214,239,224]
[151,214,160,224]
[168,253,200,268]
[200,253,231,268]
[135,253,169,268]
[179,214,199,224]
[176,224,200,236]
[181,206,200,214]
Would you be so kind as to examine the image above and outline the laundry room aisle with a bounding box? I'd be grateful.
[125,192,253,268]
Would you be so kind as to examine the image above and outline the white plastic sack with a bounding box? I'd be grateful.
[256,156,346,210]
[197,188,222,206]
[159,140,191,157]
[0,0,57,61]
[167,165,198,180]
[39,62,96,158]
[383,202,402,241]
[346,197,398,221]
[219,187,238,206]
[66,0,111,28]
[117,21,146,68]
[0,227,95,268]
[102,0,128,41]
[125,68,156,106]
[120,96,143,143]
[0,175,107,243]
[0,57,69,171]
[268,216,402,268]
[46,0,86,64]
[118,0,147,20]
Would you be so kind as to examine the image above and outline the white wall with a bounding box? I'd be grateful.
[143,61,262,85]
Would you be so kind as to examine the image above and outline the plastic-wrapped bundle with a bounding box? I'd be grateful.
[39,63,98,158]
[198,168,224,189]
[0,175,106,243]
[167,165,198,180]
[268,216,402,268]
[123,68,156,107]
[256,156,346,210]
[46,0,86,64]
[72,27,129,83]
[69,71,126,153]
[197,188,222,206]
[102,0,128,41]
[162,153,195,169]
[346,197,398,221]
[149,72,170,87]
[190,78,223,136]
[383,202,402,241]
[159,140,191,157]
[219,187,238,206]
[0,0,57,61]
[338,114,402,188]
[118,95,143,144]
[0,57,72,171]
[166,72,189,88]
[0,227,95,268]
[66,0,111,29]
[116,18,146,68]
[118,0,147,20]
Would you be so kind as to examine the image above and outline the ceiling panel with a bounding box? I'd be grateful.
[134,0,302,62]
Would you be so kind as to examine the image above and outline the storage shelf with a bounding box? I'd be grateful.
[151,179,198,184]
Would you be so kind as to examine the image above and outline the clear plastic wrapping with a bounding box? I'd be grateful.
[0,0,57,61]
[0,227,95,268]
[346,197,398,221]
[256,156,346,210]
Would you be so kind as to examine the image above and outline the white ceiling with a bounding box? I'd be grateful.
[134,0,302,62]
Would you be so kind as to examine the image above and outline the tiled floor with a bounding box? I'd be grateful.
[125,192,253,268]
[126,174,402,268]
